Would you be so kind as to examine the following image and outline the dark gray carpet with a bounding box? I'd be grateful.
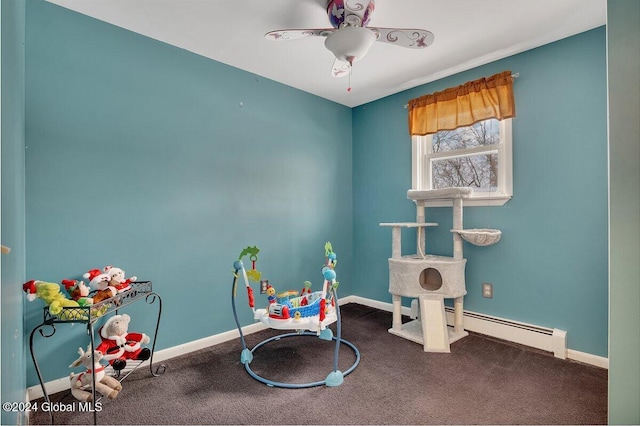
[30,303,607,425]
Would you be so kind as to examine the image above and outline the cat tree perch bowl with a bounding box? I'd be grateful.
[407,188,502,246]
[451,229,502,246]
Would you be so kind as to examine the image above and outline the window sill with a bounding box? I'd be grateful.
[412,195,511,207]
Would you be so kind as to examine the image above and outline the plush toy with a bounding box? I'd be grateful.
[22,280,81,319]
[62,279,93,306]
[103,265,137,293]
[83,269,118,304]
[62,279,112,317]
[96,314,151,371]
[69,345,122,402]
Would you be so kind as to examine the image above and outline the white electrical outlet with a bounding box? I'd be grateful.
[482,282,493,298]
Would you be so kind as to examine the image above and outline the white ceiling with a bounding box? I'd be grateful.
[46,0,606,108]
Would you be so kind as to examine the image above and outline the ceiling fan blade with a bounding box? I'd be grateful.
[371,28,435,49]
[265,28,335,40]
[331,59,350,78]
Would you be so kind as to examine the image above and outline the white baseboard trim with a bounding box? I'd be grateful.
[347,295,608,369]
[27,296,607,400]
[150,322,268,365]
[341,295,397,312]
[337,295,358,306]
[567,349,609,369]
[27,376,71,403]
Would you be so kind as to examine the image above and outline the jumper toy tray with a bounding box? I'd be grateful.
[254,290,338,331]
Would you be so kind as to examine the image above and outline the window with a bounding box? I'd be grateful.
[412,118,512,206]
[407,70,516,206]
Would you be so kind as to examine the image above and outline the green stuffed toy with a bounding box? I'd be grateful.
[23,280,84,320]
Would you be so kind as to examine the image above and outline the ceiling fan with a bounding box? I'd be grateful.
[265,0,435,78]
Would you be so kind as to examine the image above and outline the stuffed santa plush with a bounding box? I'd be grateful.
[103,266,137,293]
[83,269,118,304]
[96,314,151,371]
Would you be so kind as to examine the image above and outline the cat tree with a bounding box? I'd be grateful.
[380,187,501,352]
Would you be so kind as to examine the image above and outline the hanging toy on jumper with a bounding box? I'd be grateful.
[234,246,260,313]
[239,246,261,282]
[325,241,338,268]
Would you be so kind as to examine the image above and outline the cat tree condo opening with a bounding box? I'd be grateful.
[380,187,501,352]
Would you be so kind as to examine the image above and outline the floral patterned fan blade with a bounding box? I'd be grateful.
[265,29,335,41]
[331,59,351,78]
[370,28,435,49]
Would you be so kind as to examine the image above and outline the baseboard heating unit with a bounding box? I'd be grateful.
[441,306,567,359]
[344,295,569,360]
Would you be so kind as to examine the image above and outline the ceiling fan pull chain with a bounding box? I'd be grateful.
[348,65,352,92]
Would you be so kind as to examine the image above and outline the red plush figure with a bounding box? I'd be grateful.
[103,265,137,293]
[96,314,151,371]
[83,269,118,304]
[62,279,93,306]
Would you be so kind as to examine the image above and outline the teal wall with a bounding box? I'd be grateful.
[607,0,640,423]
[1,0,27,424]
[24,0,352,387]
[352,28,608,357]
[8,0,630,405]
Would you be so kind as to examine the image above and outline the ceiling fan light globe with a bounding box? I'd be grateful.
[324,26,376,64]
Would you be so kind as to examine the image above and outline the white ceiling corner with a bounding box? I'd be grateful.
[46,0,606,108]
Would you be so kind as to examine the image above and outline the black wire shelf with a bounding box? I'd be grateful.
[29,281,164,425]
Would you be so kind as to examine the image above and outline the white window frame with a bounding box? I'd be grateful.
[411,118,513,207]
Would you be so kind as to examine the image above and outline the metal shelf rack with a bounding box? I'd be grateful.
[29,281,165,425]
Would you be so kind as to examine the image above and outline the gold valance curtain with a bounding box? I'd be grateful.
[407,70,516,136]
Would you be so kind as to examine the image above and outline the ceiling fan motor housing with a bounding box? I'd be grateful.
[327,0,375,28]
